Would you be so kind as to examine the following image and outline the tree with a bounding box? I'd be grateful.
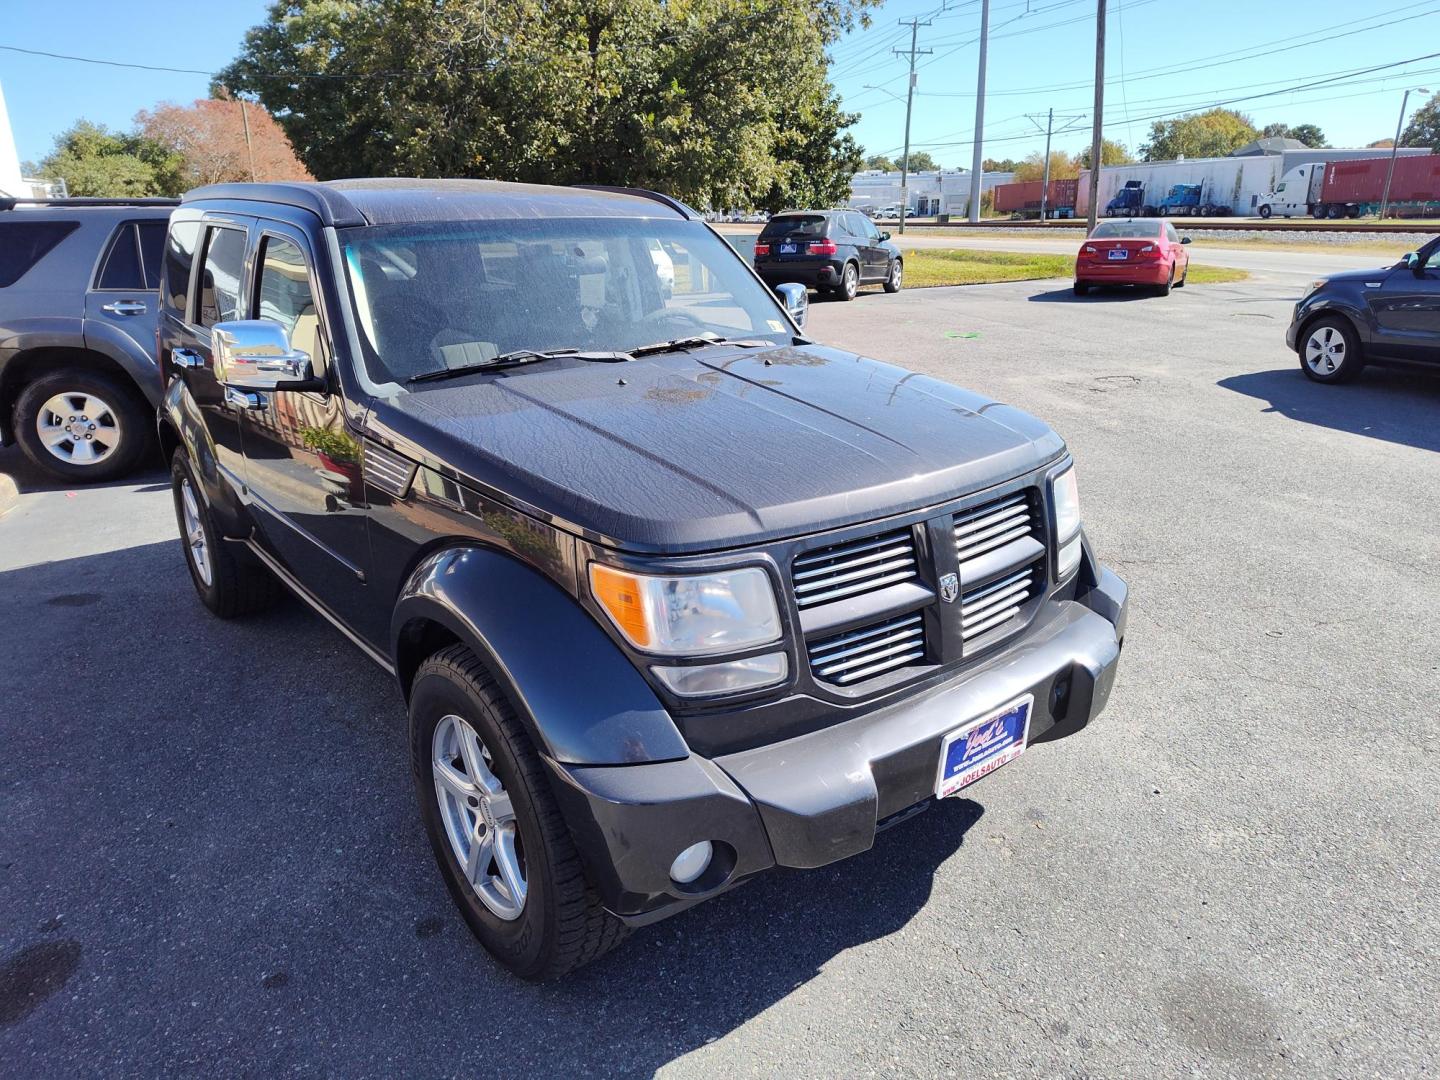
[1140,108,1259,161]
[30,120,186,197]
[1400,90,1440,152]
[1367,138,1396,148]
[863,153,895,171]
[136,96,311,188]
[1013,150,1078,183]
[1074,139,1133,170]
[218,0,879,212]
[983,157,1022,173]
[1260,121,1327,147]
[901,150,939,172]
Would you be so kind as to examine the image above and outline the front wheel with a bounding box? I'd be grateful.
[1299,316,1364,384]
[883,258,903,293]
[170,452,281,618]
[14,369,152,483]
[410,644,627,980]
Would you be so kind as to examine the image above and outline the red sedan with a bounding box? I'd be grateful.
[1074,219,1191,296]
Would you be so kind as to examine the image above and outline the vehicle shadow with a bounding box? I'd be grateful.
[1027,285,1156,303]
[1218,364,1440,454]
[0,444,168,497]
[0,538,983,1078]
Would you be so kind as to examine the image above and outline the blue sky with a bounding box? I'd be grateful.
[2,0,1437,169]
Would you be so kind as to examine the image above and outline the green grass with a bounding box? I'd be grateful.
[900,248,1251,288]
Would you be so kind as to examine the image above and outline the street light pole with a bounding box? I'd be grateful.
[1039,108,1054,221]
[967,0,990,223]
[893,18,932,235]
[1380,87,1428,220]
[1085,0,1106,234]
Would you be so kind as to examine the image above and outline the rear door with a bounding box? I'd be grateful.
[1368,238,1440,360]
[84,219,167,393]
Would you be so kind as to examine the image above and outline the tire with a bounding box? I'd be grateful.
[1157,264,1174,296]
[883,258,903,293]
[1298,315,1364,384]
[1175,261,1188,288]
[1347,205,1361,219]
[1258,205,1272,219]
[14,368,152,483]
[410,644,628,980]
[1327,205,1342,220]
[1073,281,1090,296]
[170,451,281,618]
[1312,205,1326,220]
[838,262,859,301]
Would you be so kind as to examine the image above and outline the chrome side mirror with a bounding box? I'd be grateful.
[212,320,321,392]
[775,282,808,330]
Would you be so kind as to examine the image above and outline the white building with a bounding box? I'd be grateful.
[0,78,26,198]
[848,168,1017,216]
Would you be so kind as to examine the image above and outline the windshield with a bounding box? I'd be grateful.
[342,218,794,384]
[1090,221,1161,239]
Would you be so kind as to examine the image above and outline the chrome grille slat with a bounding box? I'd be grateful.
[807,612,926,684]
[959,561,1041,643]
[791,529,919,611]
[954,489,1041,567]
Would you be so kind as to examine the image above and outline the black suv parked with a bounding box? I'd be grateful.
[0,197,177,480]
[1286,233,1440,383]
[160,179,1126,979]
[753,209,902,300]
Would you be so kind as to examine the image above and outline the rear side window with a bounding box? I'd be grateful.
[197,226,247,327]
[0,221,79,288]
[163,220,202,313]
[138,224,165,288]
[97,224,145,290]
[760,215,827,240]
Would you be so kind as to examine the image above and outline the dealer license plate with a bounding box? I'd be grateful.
[779,242,798,254]
[934,695,1033,799]
[1107,248,1128,260]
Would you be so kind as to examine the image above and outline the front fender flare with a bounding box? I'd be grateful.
[392,546,690,766]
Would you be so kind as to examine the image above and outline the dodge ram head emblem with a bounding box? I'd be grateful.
[939,573,960,603]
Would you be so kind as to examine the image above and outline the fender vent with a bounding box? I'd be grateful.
[363,440,416,498]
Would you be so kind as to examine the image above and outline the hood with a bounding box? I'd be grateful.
[378,343,1065,552]
[1319,265,1402,286]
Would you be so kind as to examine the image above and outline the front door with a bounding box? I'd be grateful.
[234,224,373,631]
[1369,238,1440,360]
[850,212,887,281]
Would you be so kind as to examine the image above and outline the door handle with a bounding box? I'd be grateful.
[172,348,204,370]
[225,387,267,411]
[101,300,147,316]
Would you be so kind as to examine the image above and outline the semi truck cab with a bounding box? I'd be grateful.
[1256,163,1323,219]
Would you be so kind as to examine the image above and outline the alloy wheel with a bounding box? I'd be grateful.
[179,478,212,587]
[432,713,528,921]
[1304,326,1346,376]
[35,391,121,467]
[890,261,903,288]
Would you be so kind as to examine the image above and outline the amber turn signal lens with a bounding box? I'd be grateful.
[589,565,653,648]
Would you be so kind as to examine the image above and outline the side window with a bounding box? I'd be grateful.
[97,224,145,290]
[162,219,202,314]
[138,223,166,289]
[1165,223,1179,244]
[0,221,79,288]
[196,225,247,328]
[254,235,327,373]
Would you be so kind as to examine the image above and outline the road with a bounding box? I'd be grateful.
[2,278,1438,1078]
[720,227,1417,283]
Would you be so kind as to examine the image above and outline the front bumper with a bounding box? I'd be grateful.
[548,563,1127,926]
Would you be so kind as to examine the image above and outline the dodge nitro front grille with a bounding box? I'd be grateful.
[791,527,918,610]
[953,490,1040,570]
[808,612,926,685]
[960,562,1041,643]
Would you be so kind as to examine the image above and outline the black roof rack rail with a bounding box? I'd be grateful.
[0,196,181,211]
[571,185,700,220]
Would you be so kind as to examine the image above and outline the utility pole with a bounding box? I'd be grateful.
[894,17,932,235]
[1086,0,1106,233]
[1380,86,1428,219]
[967,0,990,223]
[1026,110,1087,222]
[239,98,257,182]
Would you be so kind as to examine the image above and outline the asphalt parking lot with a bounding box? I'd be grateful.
[2,275,1437,1078]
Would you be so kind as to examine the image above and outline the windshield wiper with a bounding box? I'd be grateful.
[407,348,632,383]
[629,333,771,357]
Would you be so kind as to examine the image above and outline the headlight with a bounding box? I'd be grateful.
[1051,465,1082,580]
[589,564,781,656]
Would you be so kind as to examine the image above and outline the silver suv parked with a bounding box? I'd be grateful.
[0,197,177,481]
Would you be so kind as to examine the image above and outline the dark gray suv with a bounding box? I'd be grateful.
[0,197,176,481]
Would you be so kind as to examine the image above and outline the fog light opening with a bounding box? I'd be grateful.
[669,841,714,886]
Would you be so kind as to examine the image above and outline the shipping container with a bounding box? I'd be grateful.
[992,178,1079,216]
[1256,154,1440,218]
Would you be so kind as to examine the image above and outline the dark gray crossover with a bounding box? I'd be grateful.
[0,197,177,480]
[753,209,903,300]
[158,179,1127,979]
[1286,233,1440,383]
